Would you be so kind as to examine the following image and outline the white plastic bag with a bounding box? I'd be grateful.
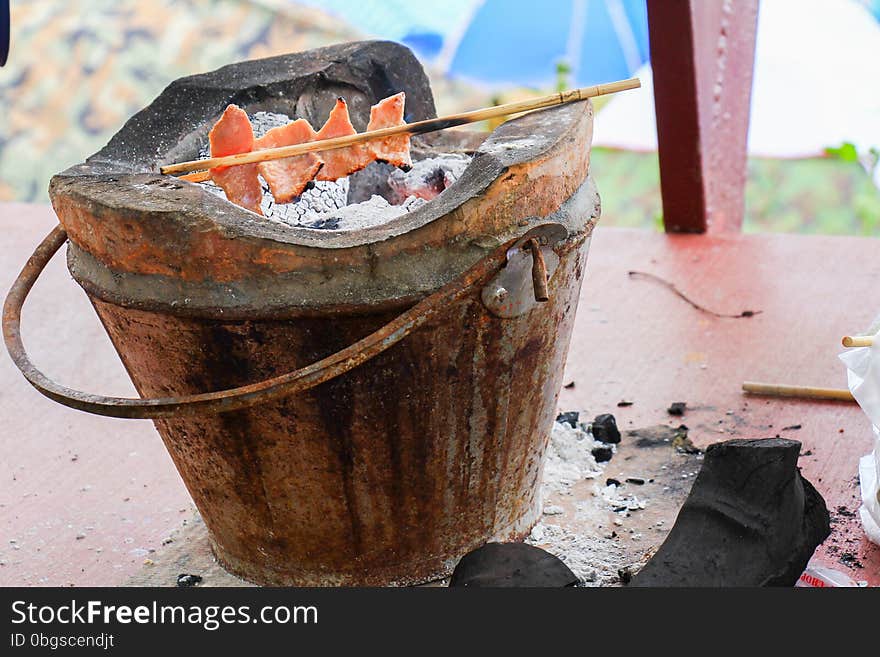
[838,331,880,546]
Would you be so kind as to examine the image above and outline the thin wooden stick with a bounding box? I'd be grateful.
[160,77,641,177]
[180,171,211,183]
[742,381,855,402]
[842,335,874,348]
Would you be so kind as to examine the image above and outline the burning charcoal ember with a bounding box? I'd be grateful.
[667,401,687,416]
[555,411,580,428]
[176,573,202,587]
[631,439,831,587]
[591,445,614,463]
[387,153,469,202]
[449,542,578,587]
[591,413,621,444]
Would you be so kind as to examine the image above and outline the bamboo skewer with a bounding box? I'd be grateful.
[742,333,877,402]
[842,335,874,348]
[160,77,641,180]
[742,381,855,402]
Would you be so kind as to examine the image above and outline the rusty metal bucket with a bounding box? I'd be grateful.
[3,42,600,585]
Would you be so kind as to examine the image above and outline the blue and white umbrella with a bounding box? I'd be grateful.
[441,0,649,87]
[295,0,649,87]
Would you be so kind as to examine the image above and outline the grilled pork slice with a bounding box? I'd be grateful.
[366,92,411,170]
[255,119,323,204]
[314,98,371,181]
[209,104,263,215]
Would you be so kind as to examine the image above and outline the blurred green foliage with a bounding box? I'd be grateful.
[590,147,880,235]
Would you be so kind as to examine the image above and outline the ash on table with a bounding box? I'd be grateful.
[526,412,645,586]
[197,111,471,230]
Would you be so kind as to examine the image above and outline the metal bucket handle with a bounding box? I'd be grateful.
[3,224,559,419]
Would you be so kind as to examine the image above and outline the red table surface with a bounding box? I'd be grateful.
[1,202,877,586]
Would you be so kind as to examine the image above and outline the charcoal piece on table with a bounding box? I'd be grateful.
[591,413,621,444]
[555,411,580,428]
[449,542,578,587]
[630,438,831,587]
[591,445,614,463]
[176,573,202,587]
[667,401,687,416]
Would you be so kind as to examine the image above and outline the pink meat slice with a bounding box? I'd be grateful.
[314,98,371,181]
[254,119,323,204]
[366,92,411,170]
[208,104,263,215]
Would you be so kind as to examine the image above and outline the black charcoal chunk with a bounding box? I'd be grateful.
[667,402,687,416]
[449,543,578,587]
[592,446,614,463]
[591,413,620,444]
[631,438,831,587]
[177,574,202,587]
[555,411,580,428]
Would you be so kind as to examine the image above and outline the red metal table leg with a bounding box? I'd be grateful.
[648,0,758,233]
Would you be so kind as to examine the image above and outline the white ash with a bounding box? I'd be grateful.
[297,194,428,231]
[249,111,293,138]
[526,523,629,587]
[601,483,648,513]
[197,110,470,230]
[541,420,647,514]
[541,421,606,494]
[529,419,647,585]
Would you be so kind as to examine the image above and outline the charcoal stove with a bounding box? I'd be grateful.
[4,41,601,585]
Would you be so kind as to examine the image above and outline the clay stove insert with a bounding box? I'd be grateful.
[7,41,600,585]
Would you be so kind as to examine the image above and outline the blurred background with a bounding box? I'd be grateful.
[1,0,879,234]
